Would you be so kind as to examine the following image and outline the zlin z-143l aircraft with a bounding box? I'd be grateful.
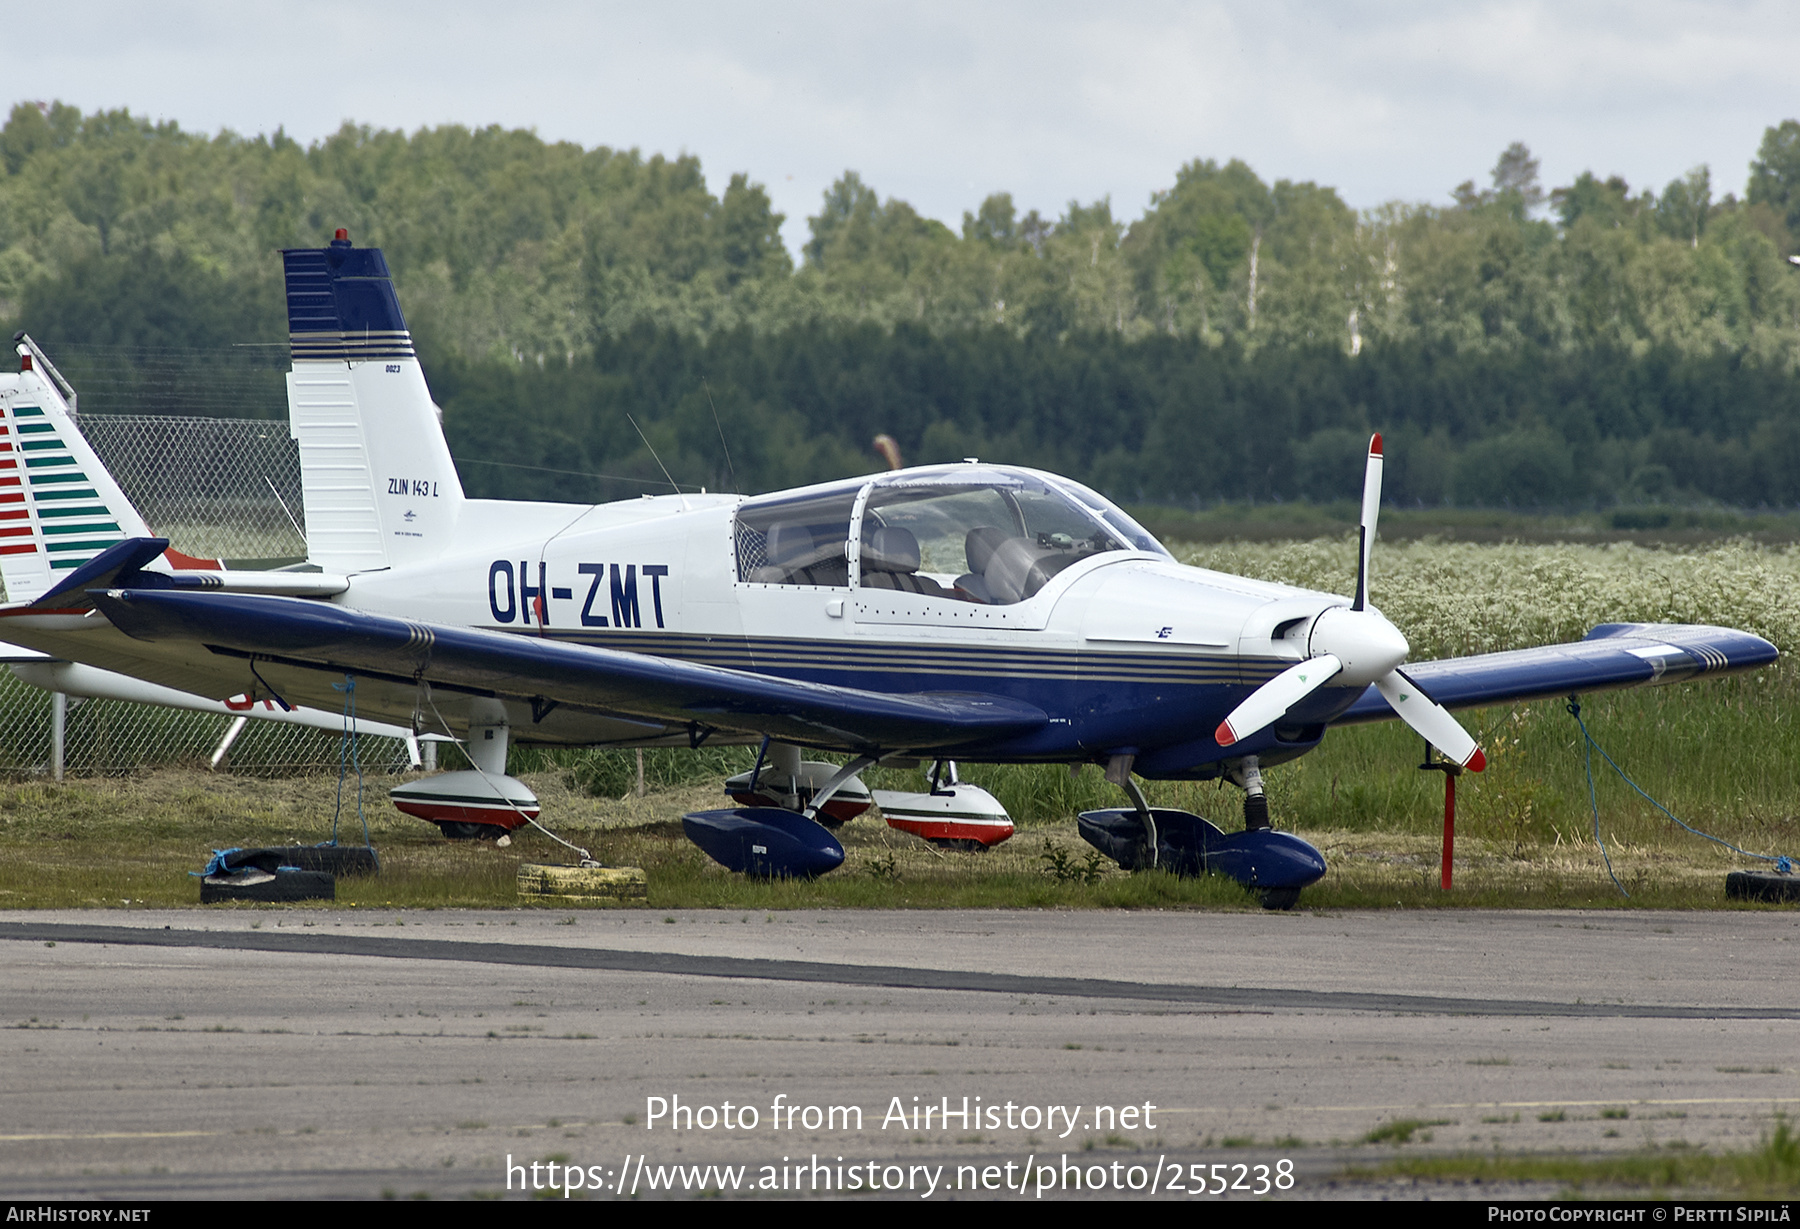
[0,232,1776,906]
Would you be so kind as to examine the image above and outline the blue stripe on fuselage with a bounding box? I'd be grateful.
[485,625,1323,770]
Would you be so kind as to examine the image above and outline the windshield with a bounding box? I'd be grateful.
[1053,477,1171,558]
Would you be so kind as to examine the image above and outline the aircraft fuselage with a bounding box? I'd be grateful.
[340,475,1353,777]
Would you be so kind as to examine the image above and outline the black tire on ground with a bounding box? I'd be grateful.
[924,838,988,852]
[1725,870,1800,903]
[434,821,511,841]
[200,869,336,904]
[263,845,380,876]
[1258,887,1302,911]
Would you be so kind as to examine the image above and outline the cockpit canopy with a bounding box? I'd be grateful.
[734,465,1168,605]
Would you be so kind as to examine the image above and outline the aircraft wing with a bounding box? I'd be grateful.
[88,588,1048,753]
[1334,622,1777,724]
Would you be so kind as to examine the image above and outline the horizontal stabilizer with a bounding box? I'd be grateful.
[30,538,168,610]
[17,537,348,612]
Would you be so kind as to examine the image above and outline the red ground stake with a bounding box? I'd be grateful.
[1441,770,1456,890]
[1421,754,1462,890]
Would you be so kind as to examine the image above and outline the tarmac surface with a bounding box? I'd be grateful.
[1,906,1797,1200]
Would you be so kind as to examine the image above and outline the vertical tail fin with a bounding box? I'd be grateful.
[0,338,152,603]
[284,231,465,573]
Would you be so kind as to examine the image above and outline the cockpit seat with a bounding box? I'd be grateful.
[860,526,947,596]
[985,535,1080,604]
[954,526,1009,602]
[752,522,847,586]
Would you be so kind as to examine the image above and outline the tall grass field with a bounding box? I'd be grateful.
[0,536,1796,909]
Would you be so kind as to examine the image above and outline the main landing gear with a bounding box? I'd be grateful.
[389,703,540,842]
[682,742,877,878]
[723,741,874,828]
[1075,754,1327,910]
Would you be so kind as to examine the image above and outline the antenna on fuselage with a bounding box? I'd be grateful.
[626,413,687,506]
[265,475,305,545]
[702,379,739,493]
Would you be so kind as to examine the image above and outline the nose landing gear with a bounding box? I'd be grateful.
[1077,754,1326,909]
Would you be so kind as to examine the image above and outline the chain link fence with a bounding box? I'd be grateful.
[0,394,413,777]
[82,415,308,563]
[0,669,411,777]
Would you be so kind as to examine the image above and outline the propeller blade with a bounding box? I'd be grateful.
[1353,432,1383,611]
[1374,669,1486,771]
[1216,654,1343,747]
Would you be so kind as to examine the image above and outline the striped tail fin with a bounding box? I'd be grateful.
[283,230,465,574]
[0,338,152,603]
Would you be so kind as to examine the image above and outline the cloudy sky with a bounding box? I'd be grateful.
[20,1,1800,253]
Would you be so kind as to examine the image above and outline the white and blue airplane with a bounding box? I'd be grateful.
[0,231,1776,903]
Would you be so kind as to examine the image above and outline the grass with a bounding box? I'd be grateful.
[1348,1117,1800,1197]
[534,662,1800,865]
[1175,536,1800,660]
[1131,500,1800,548]
[0,670,1795,911]
[1363,1117,1455,1145]
[3,525,1800,911]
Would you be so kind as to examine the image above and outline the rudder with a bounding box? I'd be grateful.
[284,230,465,574]
[0,338,151,603]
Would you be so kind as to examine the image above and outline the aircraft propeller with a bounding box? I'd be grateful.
[1214,433,1486,772]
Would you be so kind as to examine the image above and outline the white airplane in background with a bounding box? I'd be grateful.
[0,334,421,768]
[0,231,1775,904]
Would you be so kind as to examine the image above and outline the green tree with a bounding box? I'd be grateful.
[804,171,880,267]
[1656,166,1712,246]
[1491,141,1544,215]
[1747,119,1800,244]
[1551,172,1645,230]
[718,172,789,284]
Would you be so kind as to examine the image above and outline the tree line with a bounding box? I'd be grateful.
[6,101,1800,508]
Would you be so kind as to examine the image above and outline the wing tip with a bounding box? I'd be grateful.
[1214,721,1237,747]
[1465,747,1486,773]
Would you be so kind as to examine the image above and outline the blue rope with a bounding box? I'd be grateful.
[1566,698,1793,894]
[1568,700,1629,897]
